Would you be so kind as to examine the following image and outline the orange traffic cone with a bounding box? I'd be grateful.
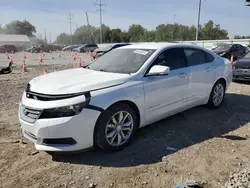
[39,54,43,63]
[44,67,48,74]
[77,59,82,67]
[23,61,27,73]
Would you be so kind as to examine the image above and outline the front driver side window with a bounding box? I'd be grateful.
[153,48,186,71]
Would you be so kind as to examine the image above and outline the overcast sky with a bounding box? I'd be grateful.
[0,0,249,41]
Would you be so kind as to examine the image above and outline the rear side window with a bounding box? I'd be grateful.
[204,52,214,62]
[184,48,214,67]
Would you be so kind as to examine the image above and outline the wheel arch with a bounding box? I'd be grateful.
[214,77,227,89]
[93,100,141,146]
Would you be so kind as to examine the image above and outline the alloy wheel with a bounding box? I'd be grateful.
[105,111,134,146]
[212,83,224,106]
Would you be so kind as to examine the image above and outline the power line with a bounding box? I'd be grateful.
[68,12,74,43]
[95,0,106,44]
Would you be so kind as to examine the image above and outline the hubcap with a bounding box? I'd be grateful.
[105,111,134,146]
[213,83,224,106]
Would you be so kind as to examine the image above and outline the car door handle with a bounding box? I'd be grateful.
[205,67,213,72]
[178,73,188,78]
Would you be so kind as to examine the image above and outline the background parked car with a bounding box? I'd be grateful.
[233,50,250,81]
[73,44,98,53]
[0,44,17,53]
[62,45,80,51]
[212,44,248,61]
[26,44,56,53]
[92,43,131,59]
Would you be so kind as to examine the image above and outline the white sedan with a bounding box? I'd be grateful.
[18,43,232,152]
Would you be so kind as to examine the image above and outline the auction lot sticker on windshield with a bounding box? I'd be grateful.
[133,50,149,55]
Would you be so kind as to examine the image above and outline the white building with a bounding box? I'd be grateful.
[0,34,31,51]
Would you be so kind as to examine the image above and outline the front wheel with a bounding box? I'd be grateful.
[94,103,137,151]
[207,80,225,109]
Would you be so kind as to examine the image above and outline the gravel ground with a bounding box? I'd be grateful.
[1,60,250,188]
[0,51,92,66]
[222,168,250,188]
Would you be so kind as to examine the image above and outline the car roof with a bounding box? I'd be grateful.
[119,42,204,50]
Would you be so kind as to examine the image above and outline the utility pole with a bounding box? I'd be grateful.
[196,0,202,41]
[86,12,92,43]
[44,29,47,43]
[95,0,106,44]
[49,32,51,44]
[68,12,74,44]
[172,14,176,41]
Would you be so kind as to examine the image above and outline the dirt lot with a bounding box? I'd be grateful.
[1,62,250,188]
[0,51,92,66]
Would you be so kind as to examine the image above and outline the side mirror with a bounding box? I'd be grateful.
[146,65,170,76]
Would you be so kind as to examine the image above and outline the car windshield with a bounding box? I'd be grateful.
[87,48,156,74]
[214,45,232,51]
[242,51,250,59]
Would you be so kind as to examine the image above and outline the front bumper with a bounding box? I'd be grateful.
[18,103,101,152]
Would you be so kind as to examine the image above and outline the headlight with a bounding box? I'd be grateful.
[39,102,88,119]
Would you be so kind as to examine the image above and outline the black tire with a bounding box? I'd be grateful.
[94,103,138,151]
[207,80,226,109]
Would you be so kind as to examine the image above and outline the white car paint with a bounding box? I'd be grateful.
[29,68,130,94]
[18,43,232,152]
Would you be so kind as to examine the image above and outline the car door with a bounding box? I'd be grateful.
[143,47,191,124]
[184,48,216,106]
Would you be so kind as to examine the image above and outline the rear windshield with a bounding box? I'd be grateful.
[87,48,156,74]
[214,45,232,51]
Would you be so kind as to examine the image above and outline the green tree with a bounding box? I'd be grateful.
[234,35,250,39]
[110,29,123,43]
[142,30,156,42]
[155,24,169,41]
[200,20,228,40]
[53,20,229,44]
[121,31,130,42]
[3,20,36,36]
[74,25,91,44]
[55,33,72,44]
[128,24,145,42]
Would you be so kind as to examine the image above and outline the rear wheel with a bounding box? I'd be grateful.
[94,103,137,151]
[207,80,225,108]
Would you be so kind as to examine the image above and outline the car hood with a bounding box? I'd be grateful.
[234,59,250,69]
[29,68,130,95]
